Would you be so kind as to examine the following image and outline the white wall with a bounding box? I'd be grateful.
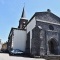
[26,17,36,52]
[12,29,27,52]
[27,17,36,33]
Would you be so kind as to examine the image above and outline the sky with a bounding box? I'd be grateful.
[0,0,60,43]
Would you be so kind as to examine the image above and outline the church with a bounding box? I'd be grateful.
[8,7,60,59]
[26,9,60,56]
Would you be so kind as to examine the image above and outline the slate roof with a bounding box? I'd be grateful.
[27,9,60,25]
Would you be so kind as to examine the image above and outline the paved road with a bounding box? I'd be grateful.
[0,53,45,60]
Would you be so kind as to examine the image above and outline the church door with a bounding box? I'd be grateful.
[48,38,58,55]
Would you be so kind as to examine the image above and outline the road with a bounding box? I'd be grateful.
[0,53,45,60]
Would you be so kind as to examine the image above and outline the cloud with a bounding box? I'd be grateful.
[0,0,5,5]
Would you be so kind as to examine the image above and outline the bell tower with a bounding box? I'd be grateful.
[18,7,28,29]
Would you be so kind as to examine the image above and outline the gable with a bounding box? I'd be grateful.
[35,12,60,24]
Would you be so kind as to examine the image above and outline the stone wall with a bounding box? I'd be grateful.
[36,21,60,32]
[36,12,60,24]
[25,32,30,54]
[36,21,60,55]
[31,26,41,56]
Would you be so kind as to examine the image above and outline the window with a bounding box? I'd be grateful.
[49,25,54,30]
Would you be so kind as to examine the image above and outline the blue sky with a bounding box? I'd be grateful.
[0,0,60,43]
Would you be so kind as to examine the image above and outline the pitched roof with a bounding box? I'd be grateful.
[27,9,60,25]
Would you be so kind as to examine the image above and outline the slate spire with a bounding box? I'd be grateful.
[21,6,26,19]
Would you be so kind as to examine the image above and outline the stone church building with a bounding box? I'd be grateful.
[8,7,60,59]
[25,9,60,57]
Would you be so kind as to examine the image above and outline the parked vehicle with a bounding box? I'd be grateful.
[9,49,23,55]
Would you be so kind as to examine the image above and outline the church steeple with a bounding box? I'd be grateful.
[21,7,26,19]
[18,6,28,29]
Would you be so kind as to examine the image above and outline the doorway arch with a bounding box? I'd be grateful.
[48,38,58,55]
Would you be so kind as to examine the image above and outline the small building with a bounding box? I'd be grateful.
[1,42,8,52]
[8,28,27,52]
